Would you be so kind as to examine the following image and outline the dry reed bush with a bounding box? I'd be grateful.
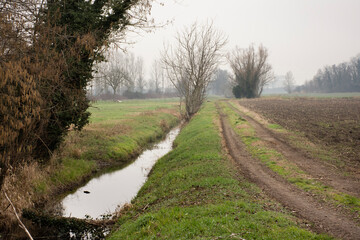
[0,147,66,230]
[0,59,42,191]
[0,9,60,189]
[0,162,46,230]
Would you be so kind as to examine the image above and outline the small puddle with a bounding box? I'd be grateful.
[60,127,180,219]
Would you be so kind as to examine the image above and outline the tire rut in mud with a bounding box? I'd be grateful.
[216,102,360,240]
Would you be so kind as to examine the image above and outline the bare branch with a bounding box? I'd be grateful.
[3,191,34,240]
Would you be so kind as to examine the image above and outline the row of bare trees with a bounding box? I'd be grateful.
[92,51,141,96]
[161,22,274,119]
[90,50,173,100]
[295,55,360,93]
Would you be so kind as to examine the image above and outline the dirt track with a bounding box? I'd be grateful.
[217,102,360,240]
[228,102,360,197]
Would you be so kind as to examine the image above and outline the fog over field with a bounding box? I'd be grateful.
[130,0,360,85]
[2,1,360,238]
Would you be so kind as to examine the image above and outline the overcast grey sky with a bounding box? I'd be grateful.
[129,0,360,84]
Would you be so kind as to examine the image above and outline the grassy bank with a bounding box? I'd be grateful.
[35,99,180,197]
[108,101,331,239]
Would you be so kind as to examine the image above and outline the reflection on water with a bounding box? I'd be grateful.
[61,127,180,219]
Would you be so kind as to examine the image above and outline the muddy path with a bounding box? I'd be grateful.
[227,101,360,198]
[216,102,360,240]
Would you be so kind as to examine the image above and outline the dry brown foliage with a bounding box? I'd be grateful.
[0,162,46,231]
[0,0,157,232]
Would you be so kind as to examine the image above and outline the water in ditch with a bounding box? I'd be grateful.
[60,126,180,219]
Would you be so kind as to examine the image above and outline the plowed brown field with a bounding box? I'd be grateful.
[218,99,360,239]
[238,97,360,164]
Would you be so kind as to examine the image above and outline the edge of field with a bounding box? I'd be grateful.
[108,101,332,240]
[220,100,360,224]
[1,99,180,230]
[235,96,360,170]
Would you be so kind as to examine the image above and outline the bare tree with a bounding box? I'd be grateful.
[135,56,146,93]
[209,69,231,96]
[104,61,129,97]
[151,60,162,93]
[162,22,227,120]
[161,67,166,94]
[228,44,274,98]
[125,53,136,92]
[283,71,295,94]
[93,50,132,98]
[93,51,149,97]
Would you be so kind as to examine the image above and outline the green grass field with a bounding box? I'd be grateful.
[108,102,331,240]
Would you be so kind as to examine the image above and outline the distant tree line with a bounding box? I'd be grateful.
[295,55,360,93]
[90,50,176,101]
